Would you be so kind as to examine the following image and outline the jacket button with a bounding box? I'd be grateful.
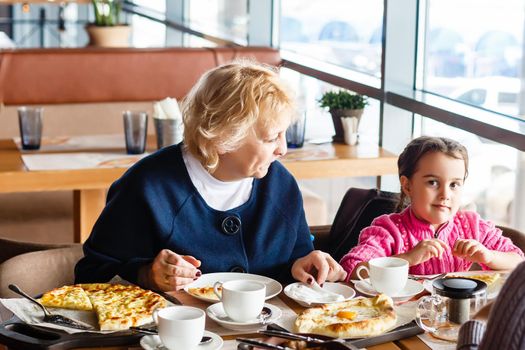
[230,266,246,273]
[221,216,241,235]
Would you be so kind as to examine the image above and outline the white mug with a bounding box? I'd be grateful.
[214,280,266,322]
[152,306,205,350]
[356,257,409,296]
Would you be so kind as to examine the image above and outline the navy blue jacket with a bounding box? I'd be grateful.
[75,144,313,284]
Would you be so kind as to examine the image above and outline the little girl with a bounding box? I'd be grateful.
[341,136,524,279]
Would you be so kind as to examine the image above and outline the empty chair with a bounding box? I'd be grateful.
[0,238,82,298]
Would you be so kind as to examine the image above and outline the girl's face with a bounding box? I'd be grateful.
[400,151,466,230]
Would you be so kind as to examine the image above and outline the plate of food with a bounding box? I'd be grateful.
[423,271,506,299]
[184,272,282,303]
[294,294,409,339]
[284,282,355,307]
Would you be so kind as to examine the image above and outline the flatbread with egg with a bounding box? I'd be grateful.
[294,294,397,338]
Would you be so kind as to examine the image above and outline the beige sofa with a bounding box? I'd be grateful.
[0,47,326,243]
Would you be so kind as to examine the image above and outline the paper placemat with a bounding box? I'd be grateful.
[1,297,110,334]
[21,152,149,171]
[14,134,125,152]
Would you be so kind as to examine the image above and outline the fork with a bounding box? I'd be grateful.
[8,284,94,330]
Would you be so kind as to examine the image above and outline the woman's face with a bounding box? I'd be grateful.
[213,112,290,181]
[400,151,466,230]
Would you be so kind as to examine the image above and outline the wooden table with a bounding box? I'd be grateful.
[67,290,430,350]
[0,138,397,243]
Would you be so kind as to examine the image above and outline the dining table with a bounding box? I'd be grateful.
[3,288,430,350]
[0,136,398,243]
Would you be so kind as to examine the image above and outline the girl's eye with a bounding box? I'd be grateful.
[427,180,438,187]
[450,182,462,189]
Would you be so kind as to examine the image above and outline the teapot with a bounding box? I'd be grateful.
[416,277,487,341]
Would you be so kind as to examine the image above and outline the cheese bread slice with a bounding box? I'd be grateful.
[83,284,166,331]
[39,285,93,311]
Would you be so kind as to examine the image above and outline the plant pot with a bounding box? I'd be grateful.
[329,108,364,143]
[85,25,131,47]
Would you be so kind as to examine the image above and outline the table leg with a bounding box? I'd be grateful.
[73,189,106,243]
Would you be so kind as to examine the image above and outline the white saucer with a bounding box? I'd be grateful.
[206,302,282,331]
[139,330,223,350]
[354,279,424,302]
[284,282,356,307]
[184,272,283,303]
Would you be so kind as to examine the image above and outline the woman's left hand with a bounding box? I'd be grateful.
[291,250,347,285]
[452,239,494,265]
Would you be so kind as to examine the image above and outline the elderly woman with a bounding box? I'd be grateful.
[75,61,347,291]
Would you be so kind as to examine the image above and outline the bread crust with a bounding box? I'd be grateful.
[295,294,397,338]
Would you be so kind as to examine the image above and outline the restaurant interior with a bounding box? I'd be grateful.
[0,1,524,350]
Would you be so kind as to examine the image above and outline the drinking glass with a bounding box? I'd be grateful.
[18,107,43,150]
[286,111,306,148]
[123,111,148,154]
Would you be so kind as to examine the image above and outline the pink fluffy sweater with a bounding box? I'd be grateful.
[340,207,524,280]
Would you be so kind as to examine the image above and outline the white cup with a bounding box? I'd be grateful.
[356,257,409,296]
[152,306,205,350]
[214,280,266,322]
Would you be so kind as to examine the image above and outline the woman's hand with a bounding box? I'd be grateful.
[397,239,448,266]
[140,249,201,291]
[291,250,347,285]
[453,239,494,265]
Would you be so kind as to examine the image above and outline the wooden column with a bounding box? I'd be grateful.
[73,189,106,243]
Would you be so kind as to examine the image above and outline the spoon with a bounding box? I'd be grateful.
[258,306,273,324]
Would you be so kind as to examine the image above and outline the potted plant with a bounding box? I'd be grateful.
[86,0,130,47]
[318,90,369,144]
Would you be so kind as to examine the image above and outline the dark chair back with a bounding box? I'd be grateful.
[320,188,399,261]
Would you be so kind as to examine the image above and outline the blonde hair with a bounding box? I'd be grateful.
[182,60,295,172]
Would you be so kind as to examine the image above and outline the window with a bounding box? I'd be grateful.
[186,0,248,43]
[280,0,383,77]
[130,0,166,47]
[421,0,524,119]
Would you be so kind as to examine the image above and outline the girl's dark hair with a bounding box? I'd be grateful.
[395,136,469,212]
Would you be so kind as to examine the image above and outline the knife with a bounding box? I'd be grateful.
[237,338,294,350]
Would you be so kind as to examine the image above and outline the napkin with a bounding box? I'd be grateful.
[286,283,345,303]
[153,97,182,120]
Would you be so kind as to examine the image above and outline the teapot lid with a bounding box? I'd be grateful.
[432,277,487,299]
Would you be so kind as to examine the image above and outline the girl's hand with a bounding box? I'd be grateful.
[403,239,448,266]
[452,239,494,265]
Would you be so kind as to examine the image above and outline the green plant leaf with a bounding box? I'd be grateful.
[92,0,123,27]
[318,90,369,110]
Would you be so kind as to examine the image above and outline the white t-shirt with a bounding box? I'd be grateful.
[182,147,253,211]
